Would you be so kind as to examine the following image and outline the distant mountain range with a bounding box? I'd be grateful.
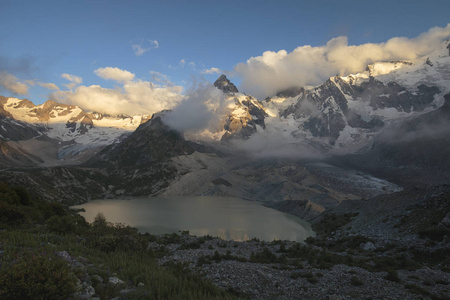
[0,96,149,166]
[1,41,449,217]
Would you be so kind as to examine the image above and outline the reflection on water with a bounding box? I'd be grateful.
[71,196,315,242]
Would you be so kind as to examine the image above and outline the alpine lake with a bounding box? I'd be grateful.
[71,196,314,242]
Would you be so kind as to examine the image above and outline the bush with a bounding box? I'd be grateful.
[39,201,67,220]
[0,252,77,299]
[384,270,401,283]
[249,247,277,264]
[0,202,27,227]
[350,275,364,286]
[0,182,21,205]
[46,215,89,235]
[93,212,108,228]
[13,186,31,206]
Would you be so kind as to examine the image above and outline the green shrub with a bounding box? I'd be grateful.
[249,247,277,264]
[39,201,67,220]
[0,202,27,227]
[384,270,401,283]
[0,252,77,299]
[307,276,318,284]
[13,186,32,206]
[0,182,21,205]
[92,212,108,228]
[46,215,89,235]
[350,276,364,286]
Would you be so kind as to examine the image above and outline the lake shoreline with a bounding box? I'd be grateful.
[67,186,450,299]
[71,196,315,242]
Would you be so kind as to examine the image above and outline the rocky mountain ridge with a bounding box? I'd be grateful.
[192,41,449,160]
[0,96,150,166]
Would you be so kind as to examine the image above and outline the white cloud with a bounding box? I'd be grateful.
[132,44,147,56]
[202,67,222,74]
[38,82,59,90]
[61,73,82,85]
[235,23,450,98]
[163,82,229,133]
[94,67,135,83]
[24,80,36,86]
[0,71,29,95]
[179,59,196,69]
[132,39,159,56]
[51,69,183,116]
[61,73,82,89]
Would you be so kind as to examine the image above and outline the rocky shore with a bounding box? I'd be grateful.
[147,232,449,300]
[146,185,450,300]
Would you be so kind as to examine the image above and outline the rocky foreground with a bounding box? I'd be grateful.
[1,182,449,300]
[149,234,448,300]
[63,185,449,300]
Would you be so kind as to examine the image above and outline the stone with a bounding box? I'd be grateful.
[438,212,450,229]
[360,241,376,251]
[75,283,95,300]
[56,250,72,262]
[108,277,125,285]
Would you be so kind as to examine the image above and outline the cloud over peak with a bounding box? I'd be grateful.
[235,23,450,99]
[51,68,183,116]
[94,67,135,83]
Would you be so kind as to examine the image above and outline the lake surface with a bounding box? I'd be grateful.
[71,196,315,242]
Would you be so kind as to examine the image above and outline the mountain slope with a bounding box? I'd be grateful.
[335,93,450,187]
[90,111,196,168]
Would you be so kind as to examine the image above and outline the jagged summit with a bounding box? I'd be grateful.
[275,86,304,98]
[214,74,238,94]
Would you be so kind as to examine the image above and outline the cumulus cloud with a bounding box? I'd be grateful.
[61,73,82,89]
[132,39,159,56]
[0,71,29,95]
[51,68,183,116]
[202,67,222,74]
[235,24,450,98]
[94,67,135,83]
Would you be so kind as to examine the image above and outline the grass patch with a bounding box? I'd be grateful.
[0,182,239,300]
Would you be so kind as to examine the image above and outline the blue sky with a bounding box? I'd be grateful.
[1,0,450,114]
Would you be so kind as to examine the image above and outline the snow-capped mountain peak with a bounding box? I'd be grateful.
[2,98,147,145]
[204,41,450,153]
